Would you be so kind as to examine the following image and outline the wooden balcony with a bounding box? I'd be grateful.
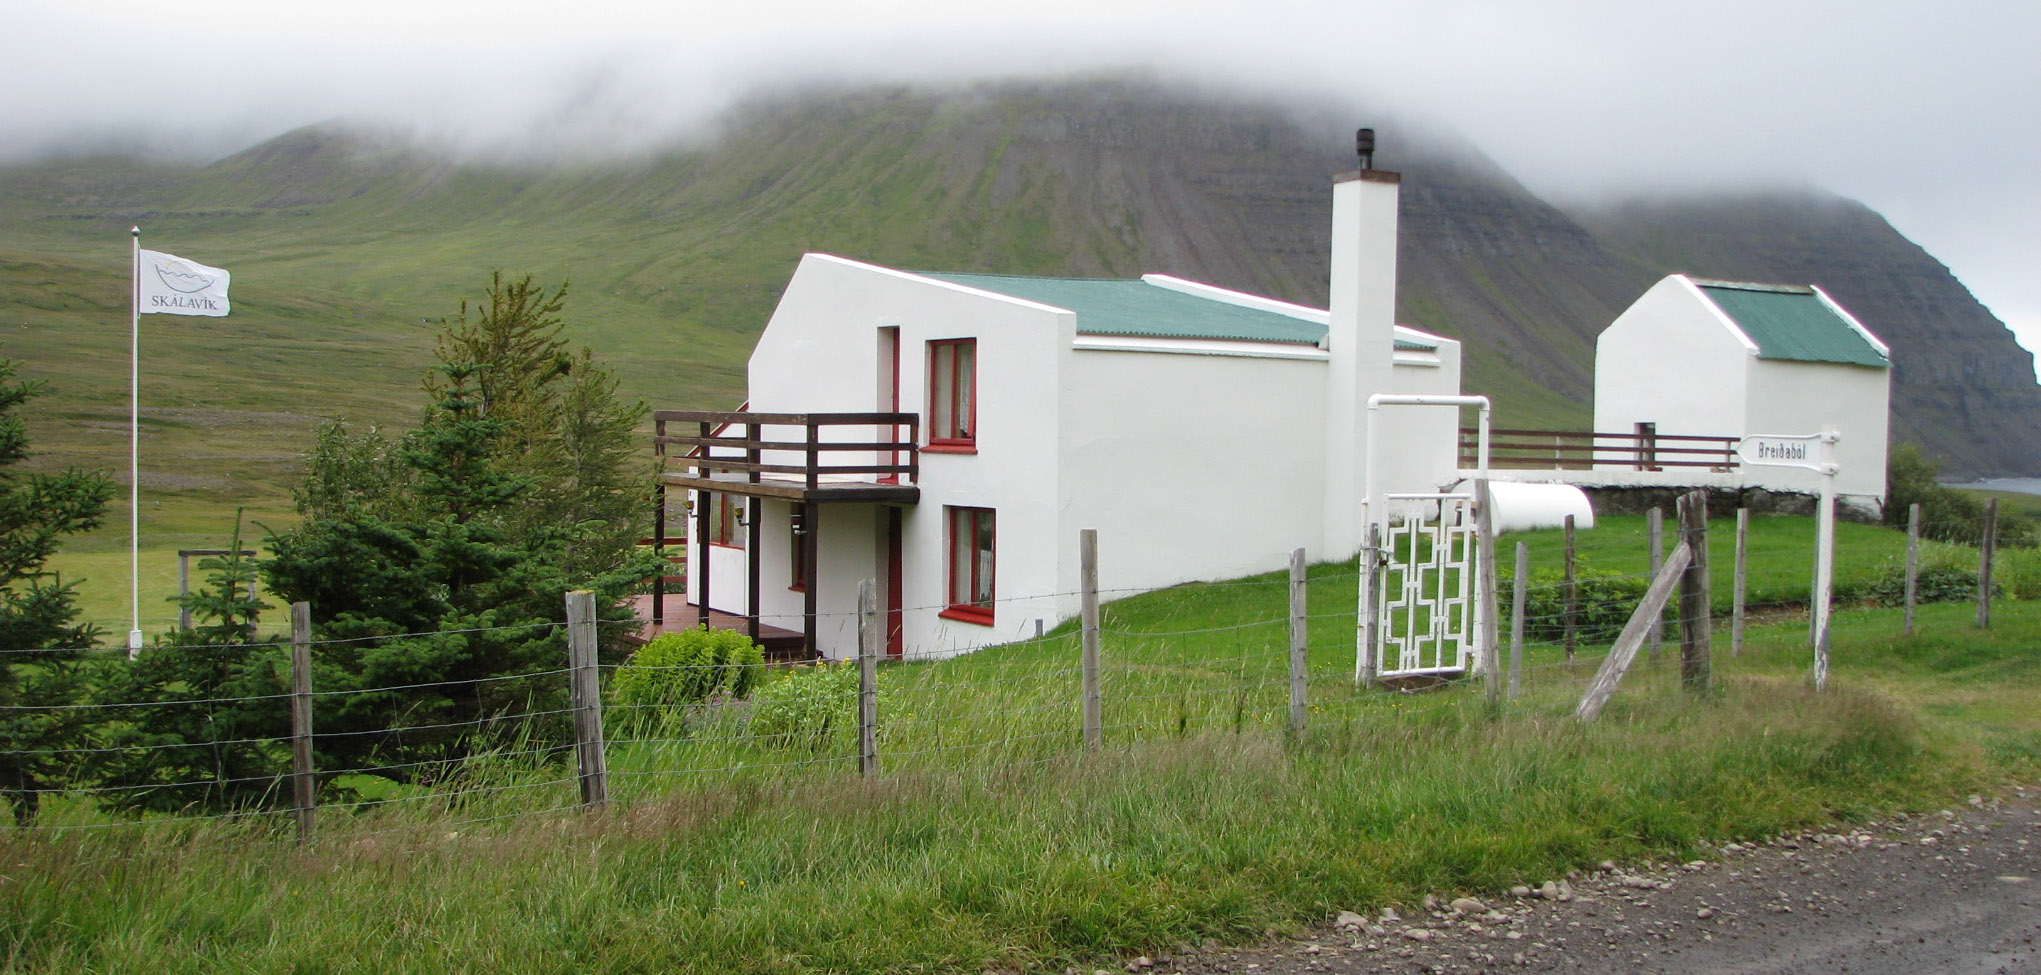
[650,409,921,657]
[653,410,921,503]
[1460,424,1739,472]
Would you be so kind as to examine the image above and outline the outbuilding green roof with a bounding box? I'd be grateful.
[924,272,1439,352]
[1696,281,1889,368]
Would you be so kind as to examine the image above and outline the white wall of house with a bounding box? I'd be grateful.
[1593,276,1754,442]
[1743,357,1890,500]
[1590,275,1892,510]
[685,536,752,616]
[1056,346,1329,600]
[1379,334,1467,497]
[719,254,1074,659]
[694,167,1464,660]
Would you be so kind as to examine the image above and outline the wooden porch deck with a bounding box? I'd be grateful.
[624,594,816,663]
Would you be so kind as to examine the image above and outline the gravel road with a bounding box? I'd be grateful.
[1098,787,2041,975]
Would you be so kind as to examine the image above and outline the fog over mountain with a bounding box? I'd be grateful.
[4,78,2033,479]
[6,3,2040,474]
[13,1,2036,354]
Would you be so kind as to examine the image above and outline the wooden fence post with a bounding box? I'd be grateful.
[1289,548,1308,737]
[1904,502,1921,637]
[1563,514,1578,661]
[290,601,315,843]
[565,590,608,808]
[179,556,193,632]
[1509,542,1527,701]
[1647,506,1664,662]
[1476,479,1502,709]
[857,579,879,777]
[1978,498,1998,629]
[1677,492,1712,695]
[1081,529,1102,751]
[1577,541,1692,722]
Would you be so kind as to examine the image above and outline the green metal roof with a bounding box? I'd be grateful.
[923,272,1440,352]
[1696,282,1888,368]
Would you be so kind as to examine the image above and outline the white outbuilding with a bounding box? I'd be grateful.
[658,167,1472,660]
[1591,275,1892,509]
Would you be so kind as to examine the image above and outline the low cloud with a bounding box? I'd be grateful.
[10,0,2040,355]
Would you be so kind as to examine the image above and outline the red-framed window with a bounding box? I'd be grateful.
[708,493,744,549]
[941,506,994,625]
[789,508,809,592]
[928,338,976,451]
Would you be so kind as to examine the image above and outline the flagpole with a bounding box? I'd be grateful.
[129,228,143,658]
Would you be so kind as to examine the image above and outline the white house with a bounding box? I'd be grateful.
[662,167,1470,660]
[1589,275,1892,509]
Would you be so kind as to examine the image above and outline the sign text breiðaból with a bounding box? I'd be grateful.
[1735,433,1831,471]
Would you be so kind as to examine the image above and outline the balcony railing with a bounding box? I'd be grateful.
[1458,424,1738,472]
[654,410,921,490]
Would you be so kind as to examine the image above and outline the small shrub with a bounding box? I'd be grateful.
[612,627,766,715]
[1856,560,1986,607]
[1885,442,2036,548]
[1498,564,1652,644]
[749,662,859,751]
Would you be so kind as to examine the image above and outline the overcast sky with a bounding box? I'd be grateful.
[9,0,2037,372]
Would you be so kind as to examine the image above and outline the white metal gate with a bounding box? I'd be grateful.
[1375,494,1482,678]
[1355,393,1496,686]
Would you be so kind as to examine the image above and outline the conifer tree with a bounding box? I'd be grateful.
[0,357,113,823]
[91,513,287,814]
[260,274,659,785]
[429,273,649,577]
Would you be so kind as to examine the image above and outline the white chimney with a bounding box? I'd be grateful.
[1321,167,1401,558]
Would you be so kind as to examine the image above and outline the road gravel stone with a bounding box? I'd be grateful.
[1144,787,2041,975]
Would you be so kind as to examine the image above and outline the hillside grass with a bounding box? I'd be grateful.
[1510,511,1927,610]
[3,515,2036,973]
[1955,486,2041,521]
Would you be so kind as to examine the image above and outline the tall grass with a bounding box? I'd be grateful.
[10,510,2040,973]
[8,590,2032,973]
[0,683,1952,974]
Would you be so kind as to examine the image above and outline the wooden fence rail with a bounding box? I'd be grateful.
[1458,426,1738,471]
[654,410,922,489]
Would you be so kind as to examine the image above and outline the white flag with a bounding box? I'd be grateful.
[138,249,231,317]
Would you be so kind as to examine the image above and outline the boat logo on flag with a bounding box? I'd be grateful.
[138,249,231,316]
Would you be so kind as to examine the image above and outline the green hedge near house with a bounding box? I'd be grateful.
[612,627,766,718]
[1495,565,1650,645]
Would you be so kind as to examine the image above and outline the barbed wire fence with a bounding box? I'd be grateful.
[0,492,1996,849]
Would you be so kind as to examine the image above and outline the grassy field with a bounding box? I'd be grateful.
[2,511,2036,973]
[1955,485,2041,521]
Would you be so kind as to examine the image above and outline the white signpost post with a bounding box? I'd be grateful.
[1736,430,1840,690]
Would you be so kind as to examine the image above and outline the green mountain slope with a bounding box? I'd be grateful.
[2,79,2034,557]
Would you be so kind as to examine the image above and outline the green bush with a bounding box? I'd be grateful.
[1498,564,1653,645]
[748,662,859,751]
[612,627,766,715]
[1885,442,2036,547]
[1855,555,1988,607]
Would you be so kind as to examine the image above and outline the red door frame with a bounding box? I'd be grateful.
[881,327,901,484]
[886,507,904,658]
